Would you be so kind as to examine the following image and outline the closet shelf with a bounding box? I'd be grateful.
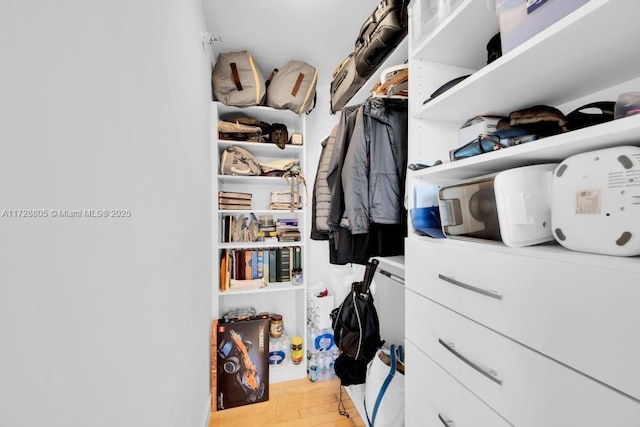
[216,140,304,157]
[217,175,295,184]
[218,281,306,296]
[215,103,301,122]
[217,209,304,215]
[413,0,640,124]
[269,364,306,384]
[409,114,640,182]
[410,0,498,69]
[218,241,304,250]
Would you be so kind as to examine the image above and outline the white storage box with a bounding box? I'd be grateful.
[458,116,502,147]
[551,146,640,256]
[411,0,465,46]
[438,164,557,247]
[496,0,589,53]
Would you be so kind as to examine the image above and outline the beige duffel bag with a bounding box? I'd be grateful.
[265,60,318,115]
[212,51,266,107]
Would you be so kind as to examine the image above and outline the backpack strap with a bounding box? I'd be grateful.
[291,73,305,97]
[338,385,350,418]
[306,92,317,116]
[266,68,278,88]
[229,63,243,91]
[365,345,397,426]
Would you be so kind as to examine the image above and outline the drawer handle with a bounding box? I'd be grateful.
[438,413,455,426]
[438,274,503,300]
[379,269,405,285]
[439,338,503,385]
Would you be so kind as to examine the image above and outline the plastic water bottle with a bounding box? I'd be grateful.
[308,353,319,382]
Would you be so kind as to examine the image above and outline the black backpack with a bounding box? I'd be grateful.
[331,260,384,385]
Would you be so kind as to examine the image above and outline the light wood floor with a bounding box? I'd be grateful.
[209,378,365,427]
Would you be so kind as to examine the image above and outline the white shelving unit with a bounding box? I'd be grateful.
[405,0,640,425]
[212,101,308,383]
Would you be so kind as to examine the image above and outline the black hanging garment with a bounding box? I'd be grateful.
[325,97,408,265]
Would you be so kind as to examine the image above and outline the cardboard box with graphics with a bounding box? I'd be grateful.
[216,316,269,410]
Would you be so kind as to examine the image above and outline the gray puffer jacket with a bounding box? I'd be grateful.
[310,125,337,240]
[341,97,408,234]
[326,105,361,229]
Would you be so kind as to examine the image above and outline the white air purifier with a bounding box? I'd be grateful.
[551,145,640,256]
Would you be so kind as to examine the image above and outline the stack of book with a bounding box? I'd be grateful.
[269,191,302,211]
[276,218,300,242]
[218,191,252,210]
[253,215,275,242]
[257,227,278,243]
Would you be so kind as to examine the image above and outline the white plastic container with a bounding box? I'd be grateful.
[495,0,589,53]
[411,0,465,46]
[438,163,557,247]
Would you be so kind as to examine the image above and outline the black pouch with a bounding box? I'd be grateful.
[486,32,502,64]
[508,104,569,137]
[268,123,288,149]
[566,101,615,131]
[422,75,470,105]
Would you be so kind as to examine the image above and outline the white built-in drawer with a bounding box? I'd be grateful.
[406,292,640,427]
[405,237,640,401]
[405,408,423,427]
[405,340,512,427]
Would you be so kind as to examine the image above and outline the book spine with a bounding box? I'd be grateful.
[262,249,269,281]
[218,191,252,200]
[269,250,277,283]
[234,249,243,280]
[219,250,227,291]
[281,248,291,282]
[225,250,231,291]
[293,246,302,270]
[275,249,283,282]
[251,250,259,279]
[244,250,253,280]
[219,204,252,210]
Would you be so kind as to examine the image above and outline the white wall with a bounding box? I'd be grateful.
[0,1,212,426]
[201,0,380,88]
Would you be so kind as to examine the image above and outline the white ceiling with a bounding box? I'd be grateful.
[201,0,381,87]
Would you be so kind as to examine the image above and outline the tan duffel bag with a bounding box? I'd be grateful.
[266,60,318,115]
[212,51,266,107]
